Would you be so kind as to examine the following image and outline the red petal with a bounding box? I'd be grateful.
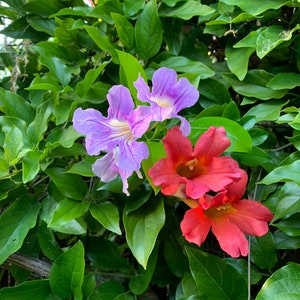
[194,126,231,159]
[229,200,273,236]
[211,217,249,257]
[226,169,248,201]
[180,206,211,246]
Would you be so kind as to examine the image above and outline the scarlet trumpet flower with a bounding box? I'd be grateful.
[148,126,242,199]
[180,170,274,257]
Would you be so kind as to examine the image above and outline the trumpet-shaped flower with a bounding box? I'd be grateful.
[180,170,274,257]
[134,67,199,136]
[148,126,242,199]
[72,85,151,195]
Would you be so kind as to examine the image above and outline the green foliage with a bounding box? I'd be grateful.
[0,0,300,299]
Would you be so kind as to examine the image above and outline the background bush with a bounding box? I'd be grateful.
[0,0,300,299]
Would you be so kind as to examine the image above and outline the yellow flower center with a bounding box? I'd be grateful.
[152,96,173,108]
[109,119,134,142]
[176,158,206,179]
[205,203,235,219]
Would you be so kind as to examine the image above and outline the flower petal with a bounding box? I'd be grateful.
[180,206,211,246]
[72,108,106,136]
[229,200,273,236]
[133,75,151,103]
[177,115,192,136]
[107,85,134,120]
[117,141,149,172]
[92,152,118,182]
[194,126,231,159]
[128,105,153,138]
[226,169,248,201]
[211,217,249,257]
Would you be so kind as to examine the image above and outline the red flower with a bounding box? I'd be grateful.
[180,170,274,257]
[148,126,242,199]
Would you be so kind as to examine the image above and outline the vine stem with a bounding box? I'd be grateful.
[248,168,262,300]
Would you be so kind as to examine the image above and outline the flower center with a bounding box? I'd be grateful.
[176,158,206,179]
[109,119,134,142]
[205,203,234,219]
[152,96,173,108]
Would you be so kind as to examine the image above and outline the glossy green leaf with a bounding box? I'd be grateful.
[4,126,24,163]
[220,0,291,15]
[225,44,255,80]
[273,213,300,236]
[274,230,300,250]
[49,199,90,229]
[256,263,300,300]
[0,88,35,124]
[135,0,163,60]
[190,117,252,152]
[159,0,215,20]
[260,160,300,185]
[84,25,118,62]
[116,50,147,100]
[244,100,288,123]
[129,244,158,295]
[0,280,55,300]
[46,167,88,200]
[0,195,40,264]
[37,221,63,261]
[124,0,145,16]
[250,232,277,270]
[222,70,287,100]
[256,25,299,59]
[22,149,42,183]
[111,13,135,50]
[159,56,215,79]
[50,241,85,299]
[90,202,121,235]
[76,61,110,98]
[123,195,165,269]
[142,140,165,194]
[67,157,96,177]
[186,247,247,299]
[267,72,300,90]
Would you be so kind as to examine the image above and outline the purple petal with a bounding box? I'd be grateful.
[107,85,134,120]
[117,141,149,172]
[72,108,106,136]
[128,105,153,138]
[133,75,152,104]
[177,115,191,136]
[92,152,118,182]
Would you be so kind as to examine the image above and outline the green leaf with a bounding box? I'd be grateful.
[135,0,163,60]
[256,25,299,59]
[124,0,145,16]
[0,280,55,300]
[222,70,287,100]
[90,202,121,235]
[50,241,85,300]
[49,199,90,229]
[256,263,300,300]
[185,246,247,299]
[274,229,300,250]
[250,232,277,270]
[129,244,158,295]
[22,150,42,183]
[159,56,215,79]
[123,195,165,269]
[0,195,40,264]
[190,117,252,152]
[159,0,215,20]
[38,221,63,261]
[94,281,126,300]
[84,25,119,63]
[267,72,300,90]
[0,88,35,124]
[260,160,300,185]
[225,44,255,81]
[272,182,300,221]
[220,0,292,15]
[76,61,110,98]
[46,167,88,200]
[111,13,135,50]
[244,100,288,123]
[142,140,165,194]
[4,126,24,164]
[273,213,300,236]
[116,50,147,100]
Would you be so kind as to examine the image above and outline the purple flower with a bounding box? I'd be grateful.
[134,67,199,136]
[72,85,151,195]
